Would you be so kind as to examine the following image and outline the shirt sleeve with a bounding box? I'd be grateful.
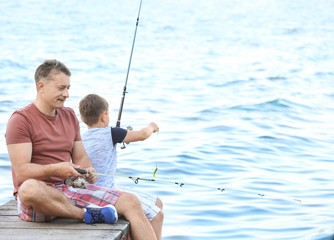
[5,112,32,145]
[67,107,82,142]
[111,127,127,144]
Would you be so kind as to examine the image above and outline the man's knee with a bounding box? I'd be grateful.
[154,209,164,223]
[19,179,45,203]
[115,192,142,216]
[119,192,141,207]
[155,198,163,209]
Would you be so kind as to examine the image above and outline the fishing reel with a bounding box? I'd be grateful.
[121,125,133,149]
[64,177,87,189]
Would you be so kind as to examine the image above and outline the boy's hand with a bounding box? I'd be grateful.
[149,122,159,133]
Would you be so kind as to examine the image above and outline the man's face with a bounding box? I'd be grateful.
[42,71,71,110]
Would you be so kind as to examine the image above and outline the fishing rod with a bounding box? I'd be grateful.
[116,0,143,128]
[75,169,301,203]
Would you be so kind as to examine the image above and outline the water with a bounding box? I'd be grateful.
[1,0,334,239]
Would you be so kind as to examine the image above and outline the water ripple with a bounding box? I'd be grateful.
[1,0,334,239]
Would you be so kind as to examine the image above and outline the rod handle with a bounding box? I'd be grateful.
[75,168,88,174]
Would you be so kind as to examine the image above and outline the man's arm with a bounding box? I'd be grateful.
[8,142,82,184]
[71,141,97,184]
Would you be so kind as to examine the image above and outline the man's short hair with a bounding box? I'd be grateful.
[34,59,71,84]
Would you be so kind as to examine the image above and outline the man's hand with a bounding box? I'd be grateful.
[83,167,97,184]
[54,162,83,179]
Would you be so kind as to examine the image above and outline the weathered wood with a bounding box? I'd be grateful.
[0,200,130,240]
[0,229,123,240]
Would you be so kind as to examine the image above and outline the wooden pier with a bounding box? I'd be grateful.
[0,200,130,240]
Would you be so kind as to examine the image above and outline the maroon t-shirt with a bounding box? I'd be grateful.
[6,103,81,197]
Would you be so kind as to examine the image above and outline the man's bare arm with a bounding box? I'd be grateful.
[71,141,97,184]
[7,143,82,184]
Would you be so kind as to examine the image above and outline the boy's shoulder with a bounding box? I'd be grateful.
[111,127,127,144]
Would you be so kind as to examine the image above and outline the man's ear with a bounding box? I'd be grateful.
[37,81,45,93]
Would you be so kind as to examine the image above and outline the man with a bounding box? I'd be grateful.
[5,59,157,240]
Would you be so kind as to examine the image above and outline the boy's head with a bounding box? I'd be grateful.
[79,94,109,127]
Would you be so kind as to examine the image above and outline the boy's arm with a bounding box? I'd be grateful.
[123,122,159,143]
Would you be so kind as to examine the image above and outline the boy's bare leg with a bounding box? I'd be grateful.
[115,193,157,240]
[150,198,164,240]
[18,179,84,220]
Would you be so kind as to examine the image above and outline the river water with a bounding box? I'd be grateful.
[0,0,334,239]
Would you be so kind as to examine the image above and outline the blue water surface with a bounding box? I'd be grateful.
[0,0,334,239]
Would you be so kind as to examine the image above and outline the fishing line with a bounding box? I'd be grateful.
[75,169,301,203]
[116,0,143,128]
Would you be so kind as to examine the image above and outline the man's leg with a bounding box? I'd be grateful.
[115,192,157,240]
[19,180,157,239]
[115,186,164,239]
[18,179,84,220]
[150,198,164,240]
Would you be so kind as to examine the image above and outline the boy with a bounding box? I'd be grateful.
[79,94,163,240]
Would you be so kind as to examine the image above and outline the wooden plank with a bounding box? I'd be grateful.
[0,215,129,230]
[0,229,122,240]
[0,199,16,207]
[0,200,130,240]
[0,208,17,216]
[0,216,130,231]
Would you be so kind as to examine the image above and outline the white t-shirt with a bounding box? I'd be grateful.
[82,126,126,188]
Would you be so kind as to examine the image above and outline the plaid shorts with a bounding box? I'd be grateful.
[17,183,123,222]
